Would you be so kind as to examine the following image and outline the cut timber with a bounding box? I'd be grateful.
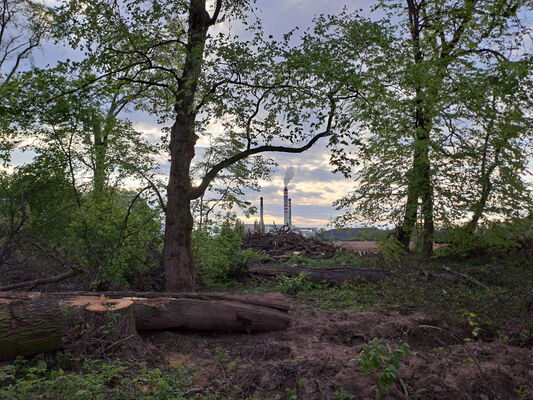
[250,265,389,283]
[0,294,63,361]
[0,293,136,361]
[0,291,290,360]
[133,297,289,332]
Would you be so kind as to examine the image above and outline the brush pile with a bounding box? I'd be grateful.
[242,227,338,258]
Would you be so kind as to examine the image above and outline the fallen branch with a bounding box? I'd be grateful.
[0,268,84,291]
[442,267,491,290]
[250,265,389,283]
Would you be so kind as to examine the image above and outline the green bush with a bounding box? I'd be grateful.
[276,272,313,294]
[0,165,164,289]
[193,220,257,286]
[376,234,405,268]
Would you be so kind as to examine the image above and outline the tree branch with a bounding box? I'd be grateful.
[189,96,337,200]
[0,268,84,291]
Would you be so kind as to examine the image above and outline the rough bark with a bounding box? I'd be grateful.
[163,1,213,291]
[0,291,291,359]
[0,294,136,361]
[0,295,63,360]
[250,265,389,283]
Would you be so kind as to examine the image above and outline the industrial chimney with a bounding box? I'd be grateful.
[288,198,292,228]
[260,197,265,233]
[283,186,289,226]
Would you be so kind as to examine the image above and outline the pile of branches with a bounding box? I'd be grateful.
[242,227,338,258]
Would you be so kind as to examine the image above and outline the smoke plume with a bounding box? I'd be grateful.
[284,167,294,186]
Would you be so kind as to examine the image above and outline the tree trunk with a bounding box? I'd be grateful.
[397,167,420,251]
[0,294,135,361]
[0,291,291,360]
[163,2,212,291]
[0,295,63,360]
[164,191,196,291]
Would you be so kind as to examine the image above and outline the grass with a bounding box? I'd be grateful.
[238,251,533,344]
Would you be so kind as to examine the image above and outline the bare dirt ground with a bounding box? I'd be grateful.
[144,302,533,400]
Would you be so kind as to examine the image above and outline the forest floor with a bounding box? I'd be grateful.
[1,242,532,400]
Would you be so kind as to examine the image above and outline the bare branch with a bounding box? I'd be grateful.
[189,95,338,200]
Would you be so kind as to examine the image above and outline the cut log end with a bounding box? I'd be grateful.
[85,297,134,314]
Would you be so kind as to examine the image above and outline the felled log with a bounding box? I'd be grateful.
[0,291,290,360]
[0,293,136,361]
[250,265,390,283]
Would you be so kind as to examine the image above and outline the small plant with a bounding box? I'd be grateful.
[356,338,411,399]
[333,386,355,400]
[276,272,312,294]
[462,311,482,341]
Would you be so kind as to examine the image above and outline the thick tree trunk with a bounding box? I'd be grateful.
[163,2,212,291]
[164,191,196,291]
[0,295,63,360]
[397,168,420,251]
[0,294,135,361]
[420,164,434,262]
[0,291,290,360]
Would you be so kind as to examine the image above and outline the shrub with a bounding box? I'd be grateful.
[193,220,257,286]
[276,272,312,294]
[376,234,405,268]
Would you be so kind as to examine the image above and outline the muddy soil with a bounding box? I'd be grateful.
[144,303,533,400]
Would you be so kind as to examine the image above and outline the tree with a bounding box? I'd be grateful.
[54,1,384,290]
[335,0,532,259]
[0,0,50,162]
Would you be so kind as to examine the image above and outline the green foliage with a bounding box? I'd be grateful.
[0,354,195,400]
[356,338,411,399]
[0,164,163,289]
[275,272,313,295]
[67,189,163,289]
[436,215,533,256]
[376,234,405,268]
[332,387,355,400]
[193,220,257,286]
[282,249,383,270]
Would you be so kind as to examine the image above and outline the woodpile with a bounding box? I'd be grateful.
[0,291,290,361]
[243,228,338,259]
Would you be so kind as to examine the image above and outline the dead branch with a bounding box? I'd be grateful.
[0,268,84,291]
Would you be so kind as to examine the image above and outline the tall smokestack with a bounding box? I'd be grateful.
[288,198,292,228]
[260,197,265,234]
[283,187,288,226]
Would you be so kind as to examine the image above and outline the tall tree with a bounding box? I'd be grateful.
[335,0,532,259]
[54,1,383,290]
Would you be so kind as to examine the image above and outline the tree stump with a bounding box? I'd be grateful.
[62,295,137,358]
